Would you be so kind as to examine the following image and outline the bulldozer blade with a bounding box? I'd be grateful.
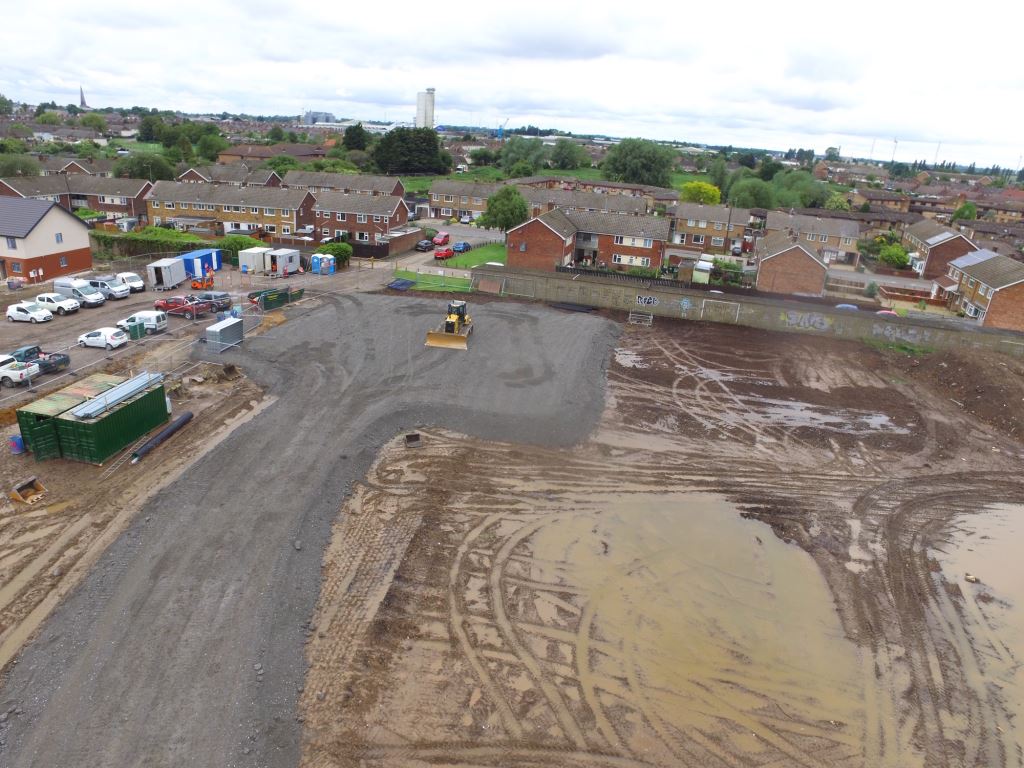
[425,331,469,350]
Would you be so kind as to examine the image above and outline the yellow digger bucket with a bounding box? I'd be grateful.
[425,329,470,350]
[11,476,46,504]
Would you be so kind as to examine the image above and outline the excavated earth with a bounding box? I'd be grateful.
[0,292,1022,768]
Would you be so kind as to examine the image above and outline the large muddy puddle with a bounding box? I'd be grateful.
[934,502,1024,750]
[525,492,864,757]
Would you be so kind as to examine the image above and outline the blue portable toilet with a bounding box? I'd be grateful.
[311,253,335,275]
[178,248,223,278]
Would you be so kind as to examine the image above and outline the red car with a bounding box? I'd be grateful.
[154,295,214,320]
[434,247,455,260]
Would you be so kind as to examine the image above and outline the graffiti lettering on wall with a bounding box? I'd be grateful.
[872,323,933,344]
[780,310,831,331]
[637,295,659,307]
[679,298,694,316]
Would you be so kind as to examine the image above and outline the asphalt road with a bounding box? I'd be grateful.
[0,292,618,767]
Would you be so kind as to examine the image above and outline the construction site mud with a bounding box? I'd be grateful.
[0,293,1021,768]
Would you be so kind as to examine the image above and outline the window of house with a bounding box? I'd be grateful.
[322,228,330,237]
[59,255,68,267]
[431,193,439,201]
[687,218,696,226]
[335,229,346,239]
[152,201,160,208]
[373,215,381,223]
[222,205,230,212]
[166,202,175,209]
[384,216,389,224]
[55,232,63,244]
[819,233,829,242]
[805,233,814,241]
[251,207,258,214]
[357,214,367,223]
[282,225,291,235]
[356,232,369,242]
[714,222,724,230]
[281,209,291,217]
[441,208,452,216]
[461,196,468,204]
[444,195,454,203]
[613,235,624,245]
[232,206,241,212]
[11,262,21,273]
[693,234,705,245]
[712,236,725,247]
[677,234,686,244]
[315,211,321,218]
[968,278,976,287]
[698,220,707,228]
[473,197,482,205]
[336,212,346,221]
[265,224,276,233]
[6,236,17,249]
[841,237,854,246]
[264,208,275,215]
[612,253,650,268]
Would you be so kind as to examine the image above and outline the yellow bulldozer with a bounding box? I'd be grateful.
[425,300,473,350]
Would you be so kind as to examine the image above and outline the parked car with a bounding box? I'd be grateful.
[434,247,455,260]
[87,275,130,300]
[153,295,214,319]
[835,304,859,311]
[77,327,129,350]
[194,290,232,311]
[117,271,146,293]
[0,354,40,387]
[432,231,450,246]
[52,277,105,307]
[459,215,473,225]
[414,239,435,252]
[876,309,900,317]
[35,292,80,315]
[116,311,168,335]
[452,241,472,253]
[6,302,53,324]
[9,345,71,374]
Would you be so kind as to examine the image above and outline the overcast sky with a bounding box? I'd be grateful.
[4,0,1023,168]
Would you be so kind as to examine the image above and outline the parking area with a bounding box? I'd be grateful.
[398,218,504,270]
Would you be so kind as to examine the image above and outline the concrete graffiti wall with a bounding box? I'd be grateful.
[472,268,1024,356]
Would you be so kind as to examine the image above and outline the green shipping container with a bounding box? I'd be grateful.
[55,384,169,464]
[16,373,127,459]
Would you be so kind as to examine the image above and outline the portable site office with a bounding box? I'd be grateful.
[178,248,223,278]
[267,248,300,277]
[238,246,272,275]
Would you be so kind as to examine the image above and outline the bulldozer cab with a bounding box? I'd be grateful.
[448,300,468,321]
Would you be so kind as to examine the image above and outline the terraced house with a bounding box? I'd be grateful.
[948,251,1024,330]
[765,211,861,266]
[670,203,751,257]
[282,171,405,198]
[0,175,153,221]
[902,219,977,280]
[428,180,501,220]
[177,165,282,187]
[505,208,670,272]
[146,181,315,237]
[312,193,408,244]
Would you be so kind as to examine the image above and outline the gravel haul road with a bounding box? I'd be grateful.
[0,293,618,767]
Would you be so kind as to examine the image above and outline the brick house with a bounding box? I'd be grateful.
[312,193,408,245]
[0,197,91,281]
[518,186,648,218]
[0,175,153,220]
[177,165,282,187]
[282,171,404,198]
[671,203,751,256]
[931,249,996,306]
[850,189,911,213]
[902,219,977,280]
[506,208,670,272]
[950,252,1024,330]
[754,232,828,297]
[765,211,861,266]
[146,181,315,237]
[428,180,502,219]
[974,198,1024,225]
[216,143,327,164]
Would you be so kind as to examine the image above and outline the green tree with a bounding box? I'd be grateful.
[372,127,450,174]
[196,133,229,162]
[859,201,871,213]
[0,155,41,176]
[342,123,370,151]
[736,153,757,168]
[878,243,910,268]
[602,138,674,187]
[345,149,374,171]
[0,138,26,154]
[825,147,841,161]
[7,122,31,139]
[507,160,535,178]
[267,125,285,142]
[864,281,879,298]
[550,138,587,170]
[772,169,829,208]
[113,152,175,180]
[0,93,14,115]
[500,136,546,173]
[469,147,499,166]
[138,115,164,142]
[262,156,301,175]
[79,113,107,133]
[213,234,266,264]
[824,192,851,211]
[758,159,784,181]
[708,156,727,190]
[679,181,721,204]
[728,177,774,208]
[36,111,61,125]
[176,134,194,162]
[315,241,353,266]
[479,186,528,232]
[951,201,977,222]
[286,131,298,143]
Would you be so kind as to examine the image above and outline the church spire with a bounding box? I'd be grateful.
[79,86,88,109]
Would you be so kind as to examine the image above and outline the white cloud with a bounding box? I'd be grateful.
[2,0,1023,167]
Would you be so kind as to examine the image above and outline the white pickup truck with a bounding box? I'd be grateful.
[0,354,40,388]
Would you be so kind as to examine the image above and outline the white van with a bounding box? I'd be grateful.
[52,277,106,307]
[116,310,168,335]
[88,274,130,300]
[117,272,146,292]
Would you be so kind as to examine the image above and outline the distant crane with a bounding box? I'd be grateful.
[497,118,510,142]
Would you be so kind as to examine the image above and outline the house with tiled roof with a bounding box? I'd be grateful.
[902,219,977,279]
[765,211,861,266]
[216,143,327,164]
[282,170,404,198]
[949,251,1024,330]
[312,193,408,245]
[0,175,152,220]
[670,203,752,257]
[145,181,315,237]
[850,188,911,213]
[177,164,282,188]
[505,208,670,272]
[0,197,91,281]
[428,180,503,219]
[753,231,828,297]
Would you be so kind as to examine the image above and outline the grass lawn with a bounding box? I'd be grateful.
[392,268,472,292]
[109,139,163,153]
[445,243,506,269]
